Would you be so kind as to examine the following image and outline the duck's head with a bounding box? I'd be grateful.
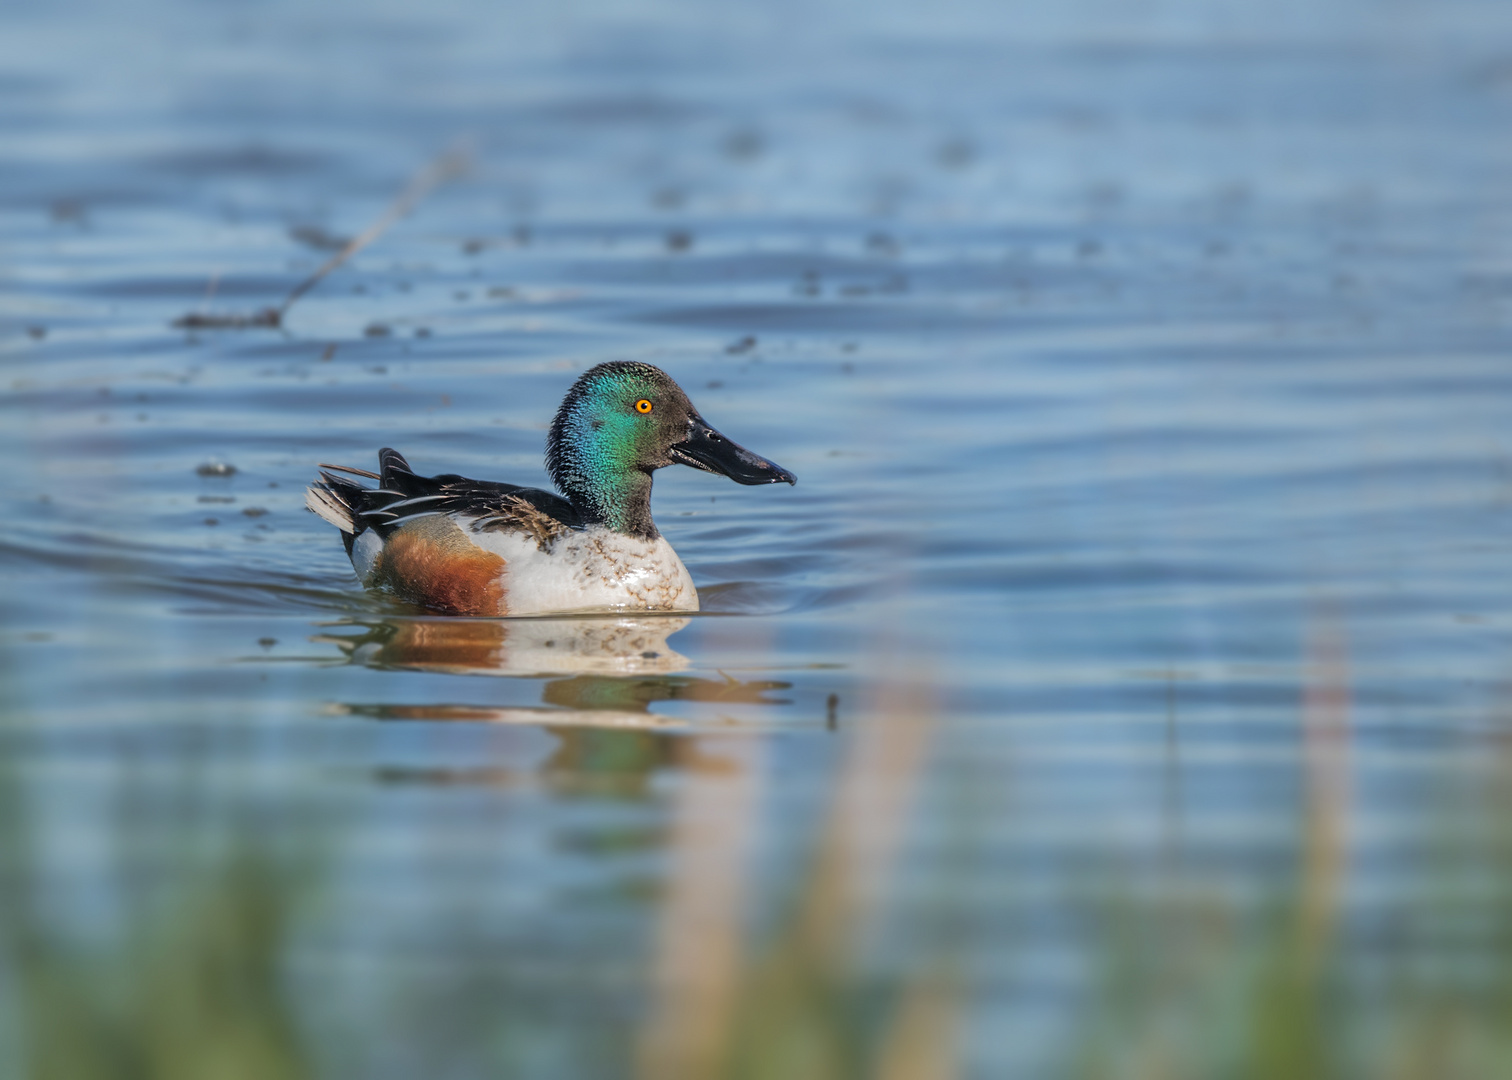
[546,361,796,538]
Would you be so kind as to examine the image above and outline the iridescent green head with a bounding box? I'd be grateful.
[546,361,795,539]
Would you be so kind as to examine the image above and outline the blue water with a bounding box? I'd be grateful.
[6,0,1512,1075]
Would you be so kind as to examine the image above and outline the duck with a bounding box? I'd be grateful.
[305,361,796,616]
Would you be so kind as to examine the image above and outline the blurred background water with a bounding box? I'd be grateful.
[6,0,1512,1076]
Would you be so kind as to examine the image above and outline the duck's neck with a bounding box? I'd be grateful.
[547,413,662,541]
[565,468,660,541]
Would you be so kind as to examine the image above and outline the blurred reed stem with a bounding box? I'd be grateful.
[637,668,957,1080]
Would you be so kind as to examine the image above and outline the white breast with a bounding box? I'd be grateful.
[462,521,699,616]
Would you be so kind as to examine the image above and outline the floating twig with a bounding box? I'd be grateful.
[173,308,283,330]
[173,145,470,331]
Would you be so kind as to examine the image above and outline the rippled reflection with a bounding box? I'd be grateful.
[318,614,793,730]
[314,614,694,677]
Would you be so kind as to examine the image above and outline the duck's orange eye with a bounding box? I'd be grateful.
[635,399,653,414]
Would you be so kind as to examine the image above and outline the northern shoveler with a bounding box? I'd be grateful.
[305,361,796,615]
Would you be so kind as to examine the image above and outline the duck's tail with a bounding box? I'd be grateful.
[305,449,420,544]
[305,460,386,552]
[305,479,356,533]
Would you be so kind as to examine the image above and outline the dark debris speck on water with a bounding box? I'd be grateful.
[288,224,351,251]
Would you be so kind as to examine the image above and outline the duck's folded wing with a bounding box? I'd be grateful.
[306,448,583,551]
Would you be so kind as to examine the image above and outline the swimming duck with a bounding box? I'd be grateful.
[305,361,795,615]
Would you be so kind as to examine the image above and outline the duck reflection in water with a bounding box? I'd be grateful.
[319,613,696,678]
[315,615,792,730]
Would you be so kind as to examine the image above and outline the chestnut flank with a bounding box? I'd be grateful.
[373,516,508,615]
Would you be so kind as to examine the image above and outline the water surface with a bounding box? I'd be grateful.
[6,0,1512,1075]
